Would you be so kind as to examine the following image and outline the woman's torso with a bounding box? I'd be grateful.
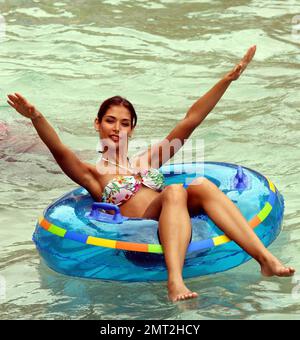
[85,162,162,218]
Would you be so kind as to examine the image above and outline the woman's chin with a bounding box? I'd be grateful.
[101,137,128,151]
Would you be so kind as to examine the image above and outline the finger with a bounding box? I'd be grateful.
[246,50,255,63]
[7,94,19,103]
[250,44,257,53]
[15,93,27,104]
[241,47,253,63]
[243,50,252,63]
[15,92,25,100]
[245,45,256,62]
[7,100,16,108]
[239,50,254,69]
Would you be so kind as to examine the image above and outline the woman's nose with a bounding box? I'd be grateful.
[113,121,120,132]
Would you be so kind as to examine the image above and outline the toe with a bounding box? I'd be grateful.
[289,267,296,274]
[169,289,199,302]
[177,295,182,301]
[176,293,191,301]
[279,268,288,276]
[281,267,294,277]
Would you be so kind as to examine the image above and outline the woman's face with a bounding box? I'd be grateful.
[94,105,134,149]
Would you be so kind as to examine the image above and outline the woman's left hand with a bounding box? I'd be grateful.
[225,45,256,81]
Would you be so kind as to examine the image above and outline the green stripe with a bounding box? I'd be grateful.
[48,225,67,237]
[148,244,163,254]
[257,202,272,222]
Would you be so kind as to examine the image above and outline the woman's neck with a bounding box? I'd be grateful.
[101,150,129,166]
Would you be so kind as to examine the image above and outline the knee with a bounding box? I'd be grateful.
[162,184,187,204]
[189,177,209,187]
[187,177,217,200]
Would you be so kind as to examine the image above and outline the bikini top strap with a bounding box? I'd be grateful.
[101,156,138,175]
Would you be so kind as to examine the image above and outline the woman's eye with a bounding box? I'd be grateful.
[105,119,130,127]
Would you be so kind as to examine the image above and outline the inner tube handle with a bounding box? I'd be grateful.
[87,202,127,224]
[233,165,248,191]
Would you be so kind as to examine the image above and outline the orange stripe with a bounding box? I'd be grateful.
[249,216,261,228]
[116,241,148,253]
[40,218,52,230]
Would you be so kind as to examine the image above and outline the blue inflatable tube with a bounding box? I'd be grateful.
[32,162,284,282]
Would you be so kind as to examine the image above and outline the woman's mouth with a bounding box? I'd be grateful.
[110,135,120,142]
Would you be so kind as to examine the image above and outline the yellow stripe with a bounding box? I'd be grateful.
[257,202,272,222]
[87,236,117,249]
[213,235,231,246]
[267,178,276,192]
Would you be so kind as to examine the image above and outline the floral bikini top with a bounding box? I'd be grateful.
[101,157,165,206]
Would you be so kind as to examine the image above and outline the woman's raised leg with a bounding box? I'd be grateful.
[143,184,198,302]
[187,178,295,277]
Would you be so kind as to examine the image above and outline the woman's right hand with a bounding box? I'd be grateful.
[224,45,256,82]
[7,93,40,120]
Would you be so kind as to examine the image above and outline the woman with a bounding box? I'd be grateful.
[7,45,295,302]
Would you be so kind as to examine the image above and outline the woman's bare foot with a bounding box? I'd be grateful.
[168,280,198,302]
[260,254,295,277]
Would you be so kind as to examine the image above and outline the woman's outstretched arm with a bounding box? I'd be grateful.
[135,45,257,169]
[6,93,94,188]
[186,45,256,126]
